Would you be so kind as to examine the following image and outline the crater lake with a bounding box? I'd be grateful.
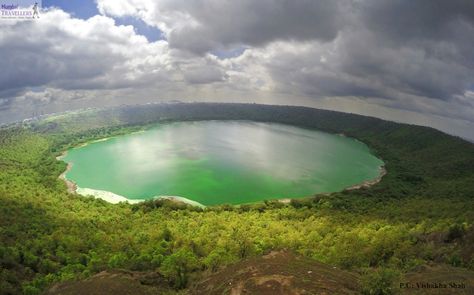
[62,121,384,206]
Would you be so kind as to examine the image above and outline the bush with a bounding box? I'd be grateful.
[361,268,400,295]
[203,249,236,272]
[108,253,128,269]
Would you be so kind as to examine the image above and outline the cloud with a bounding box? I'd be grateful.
[359,0,474,44]
[352,0,474,100]
[257,27,474,102]
[182,64,227,84]
[93,0,474,103]
[97,0,346,54]
[0,9,151,96]
[1,1,474,141]
[0,8,228,105]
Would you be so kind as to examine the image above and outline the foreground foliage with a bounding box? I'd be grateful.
[1,104,473,294]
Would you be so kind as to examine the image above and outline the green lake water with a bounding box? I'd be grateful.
[63,121,384,206]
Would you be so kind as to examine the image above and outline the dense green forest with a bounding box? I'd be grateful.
[1,103,473,294]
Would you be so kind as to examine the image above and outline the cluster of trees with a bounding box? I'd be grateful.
[1,103,473,294]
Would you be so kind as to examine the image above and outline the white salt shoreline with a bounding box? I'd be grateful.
[76,188,144,204]
[75,187,206,207]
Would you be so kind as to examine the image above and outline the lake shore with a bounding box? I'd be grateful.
[56,141,205,207]
[345,165,386,191]
[57,151,77,194]
[154,196,206,208]
[75,188,205,207]
[57,161,386,207]
[276,165,386,204]
[59,163,77,194]
[58,165,386,207]
[76,188,144,204]
[55,123,385,207]
[56,158,204,207]
[75,137,112,149]
[55,132,141,197]
[73,130,146,149]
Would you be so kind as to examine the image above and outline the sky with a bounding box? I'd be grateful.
[0,0,473,141]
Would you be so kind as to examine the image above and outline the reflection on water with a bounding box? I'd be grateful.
[64,121,384,205]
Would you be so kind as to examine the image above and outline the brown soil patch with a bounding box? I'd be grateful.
[45,270,171,295]
[190,250,360,295]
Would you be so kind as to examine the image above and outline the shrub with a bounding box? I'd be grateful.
[361,268,400,295]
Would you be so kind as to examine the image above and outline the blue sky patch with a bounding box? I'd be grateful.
[43,0,98,19]
[211,46,248,59]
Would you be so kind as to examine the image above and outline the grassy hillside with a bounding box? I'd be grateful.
[1,103,473,294]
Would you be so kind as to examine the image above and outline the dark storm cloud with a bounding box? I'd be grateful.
[0,13,127,114]
[0,21,119,96]
[359,0,474,44]
[347,0,474,100]
[164,0,345,54]
[337,31,474,100]
[357,0,474,100]
[260,0,474,103]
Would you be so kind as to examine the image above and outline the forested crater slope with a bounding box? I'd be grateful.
[1,103,473,294]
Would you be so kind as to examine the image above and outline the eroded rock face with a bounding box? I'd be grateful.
[191,251,361,295]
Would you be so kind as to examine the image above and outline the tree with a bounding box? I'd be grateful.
[160,249,199,289]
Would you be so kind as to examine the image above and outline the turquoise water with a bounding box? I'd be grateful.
[63,121,383,205]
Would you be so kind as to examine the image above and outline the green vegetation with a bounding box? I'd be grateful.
[361,268,400,295]
[1,103,473,294]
